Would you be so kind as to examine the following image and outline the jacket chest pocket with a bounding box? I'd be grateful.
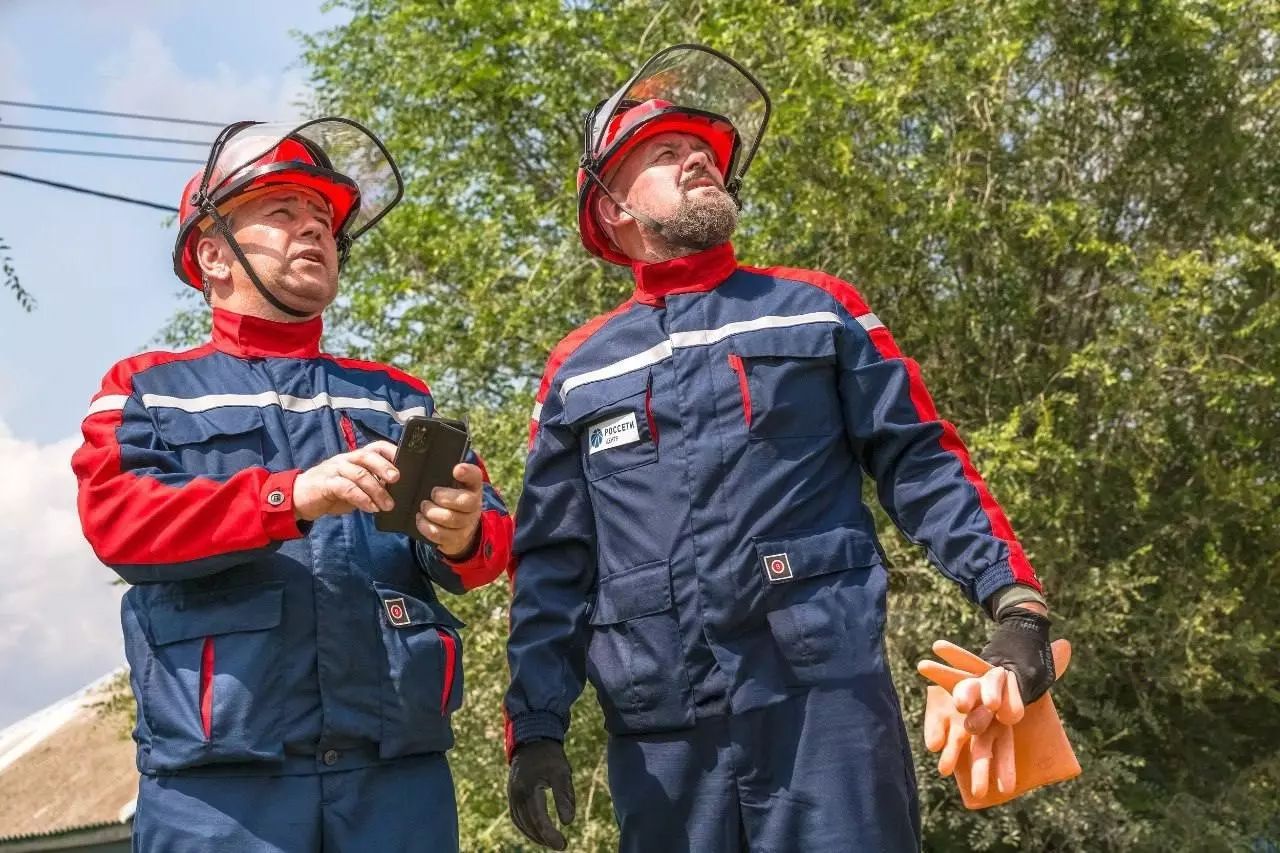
[563,369,658,481]
[373,583,465,759]
[339,408,405,452]
[153,406,269,478]
[727,333,841,441]
[138,582,286,771]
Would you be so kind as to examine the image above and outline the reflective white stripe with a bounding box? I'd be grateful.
[668,311,842,349]
[143,392,276,412]
[85,395,128,417]
[140,392,427,424]
[857,313,884,331]
[531,401,543,423]
[561,340,674,399]
[560,312,844,401]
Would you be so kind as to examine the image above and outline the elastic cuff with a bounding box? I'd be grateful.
[511,711,567,748]
[260,469,305,541]
[987,584,1048,620]
[972,559,1017,608]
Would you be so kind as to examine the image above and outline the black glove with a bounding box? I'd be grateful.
[508,738,576,851]
[980,606,1056,705]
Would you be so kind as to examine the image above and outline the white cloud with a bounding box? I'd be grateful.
[98,28,310,128]
[0,419,125,728]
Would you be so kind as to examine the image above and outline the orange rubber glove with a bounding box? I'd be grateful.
[918,638,1081,809]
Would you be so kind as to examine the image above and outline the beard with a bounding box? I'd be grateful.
[659,184,740,252]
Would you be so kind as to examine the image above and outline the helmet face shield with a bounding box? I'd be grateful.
[175,117,405,292]
[583,44,771,192]
[196,117,403,241]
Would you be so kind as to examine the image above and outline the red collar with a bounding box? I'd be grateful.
[212,308,323,358]
[631,242,738,305]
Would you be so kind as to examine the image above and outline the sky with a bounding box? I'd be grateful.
[0,0,349,728]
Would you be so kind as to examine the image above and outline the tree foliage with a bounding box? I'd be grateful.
[2,238,34,312]
[161,0,1280,848]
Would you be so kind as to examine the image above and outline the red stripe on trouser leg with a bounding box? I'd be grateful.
[439,630,457,715]
[340,414,358,451]
[199,637,214,739]
[727,354,752,427]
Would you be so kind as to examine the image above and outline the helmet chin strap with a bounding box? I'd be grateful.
[201,200,315,319]
[580,161,668,237]
[582,160,746,248]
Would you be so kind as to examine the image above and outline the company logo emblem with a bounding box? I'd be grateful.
[763,553,793,583]
[384,597,411,627]
[587,411,640,455]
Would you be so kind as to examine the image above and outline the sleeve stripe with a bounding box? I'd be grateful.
[86,395,129,417]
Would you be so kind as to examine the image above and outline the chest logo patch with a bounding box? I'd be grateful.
[588,411,640,455]
[763,552,794,583]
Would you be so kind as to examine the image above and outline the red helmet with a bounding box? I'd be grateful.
[173,136,360,289]
[576,98,738,265]
[575,45,770,265]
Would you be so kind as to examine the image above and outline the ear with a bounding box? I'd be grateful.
[594,188,629,231]
[195,232,231,285]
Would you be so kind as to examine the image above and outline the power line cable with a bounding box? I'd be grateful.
[0,143,203,165]
[0,98,226,128]
[0,168,177,212]
[0,122,212,146]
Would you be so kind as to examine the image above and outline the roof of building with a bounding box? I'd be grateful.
[0,670,137,846]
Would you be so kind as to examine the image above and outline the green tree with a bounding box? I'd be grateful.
[159,0,1279,848]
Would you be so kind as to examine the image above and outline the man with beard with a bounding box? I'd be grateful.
[72,119,512,852]
[502,46,1057,852]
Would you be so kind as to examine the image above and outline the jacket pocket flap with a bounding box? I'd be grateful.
[342,408,404,445]
[150,582,283,646]
[589,560,672,625]
[154,406,265,446]
[374,583,465,630]
[731,330,837,361]
[752,526,882,583]
[562,370,651,424]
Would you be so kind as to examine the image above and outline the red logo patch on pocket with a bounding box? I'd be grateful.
[384,597,411,627]
[763,553,793,583]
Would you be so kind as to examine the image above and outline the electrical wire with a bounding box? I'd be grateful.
[0,143,203,164]
[0,122,212,146]
[0,169,179,212]
[0,98,226,128]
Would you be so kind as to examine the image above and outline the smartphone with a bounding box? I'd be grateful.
[374,415,471,540]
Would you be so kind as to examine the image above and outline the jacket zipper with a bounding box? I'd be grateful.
[727,354,752,428]
[438,629,458,715]
[199,636,215,740]
[644,382,659,447]
[340,413,358,451]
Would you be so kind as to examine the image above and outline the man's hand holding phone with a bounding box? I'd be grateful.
[292,416,483,557]
[415,462,484,559]
[293,442,402,520]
